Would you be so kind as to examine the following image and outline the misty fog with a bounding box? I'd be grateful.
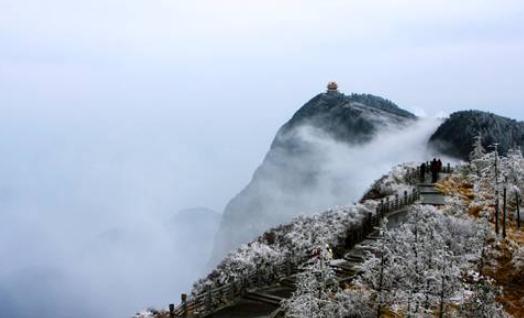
[0,111,232,317]
[300,117,447,201]
[213,116,445,262]
[0,111,442,318]
[291,118,445,203]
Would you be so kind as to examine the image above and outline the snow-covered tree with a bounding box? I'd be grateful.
[359,219,408,315]
[335,288,374,318]
[465,144,524,231]
[470,134,486,161]
[463,278,506,318]
[355,204,484,316]
[191,201,377,294]
[512,246,524,272]
[282,248,342,318]
[500,148,524,222]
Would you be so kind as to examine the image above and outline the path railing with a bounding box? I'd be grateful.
[376,188,419,218]
[166,163,453,317]
[167,192,420,318]
[168,255,308,317]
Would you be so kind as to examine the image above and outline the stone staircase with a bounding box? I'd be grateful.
[418,173,449,206]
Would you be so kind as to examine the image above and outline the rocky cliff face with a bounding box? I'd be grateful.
[429,110,524,160]
[211,91,417,263]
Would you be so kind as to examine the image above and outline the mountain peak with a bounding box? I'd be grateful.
[276,92,416,148]
[211,91,417,263]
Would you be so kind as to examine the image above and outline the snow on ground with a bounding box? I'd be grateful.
[133,310,156,318]
[191,202,375,295]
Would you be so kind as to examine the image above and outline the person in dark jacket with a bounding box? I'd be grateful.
[420,162,427,182]
[430,158,438,183]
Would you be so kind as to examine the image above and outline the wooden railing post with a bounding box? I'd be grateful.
[169,303,175,318]
[231,280,238,297]
[227,285,232,302]
[206,288,212,313]
[404,190,408,206]
[395,194,399,210]
[241,275,247,291]
[180,294,187,317]
[236,278,242,295]
[217,286,224,304]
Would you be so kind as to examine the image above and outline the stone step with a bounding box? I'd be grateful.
[330,260,356,271]
[243,291,283,306]
[344,254,364,262]
[337,275,356,284]
[279,277,296,288]
[420,193,447,205]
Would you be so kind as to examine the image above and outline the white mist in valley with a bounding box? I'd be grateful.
[0,113,225,318]
[212,116,446,264]
[0,113,443,318]
[301,116,446,202]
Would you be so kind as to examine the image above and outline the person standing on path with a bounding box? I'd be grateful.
[420,162,427,182]
[430,158,438,183]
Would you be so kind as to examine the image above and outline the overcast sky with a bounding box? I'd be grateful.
[2,0,524,212]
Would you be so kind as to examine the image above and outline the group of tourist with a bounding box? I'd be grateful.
[420,158,443,183]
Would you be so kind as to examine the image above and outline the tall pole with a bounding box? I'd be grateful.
[377,231,386,318]
[517,191,521,229]
[503,186,507,238]
[493,144,500,235]
[439,272,445,318]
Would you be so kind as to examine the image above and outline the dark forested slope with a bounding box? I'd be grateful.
[429,110,524,160]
